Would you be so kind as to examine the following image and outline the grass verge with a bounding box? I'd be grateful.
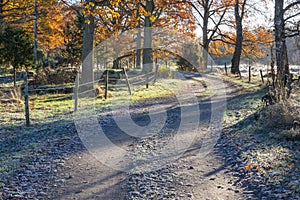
[222,73,300,198]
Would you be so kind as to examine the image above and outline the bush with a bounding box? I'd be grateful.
[258,82,300,140]
[34,67,77,85]
[259,103,294,128]
[157,67,171,79]
[0,87,23,105]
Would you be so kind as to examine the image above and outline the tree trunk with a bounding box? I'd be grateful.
[113,56,119,69]
[274,0,290,100]
[136,29,142,69]
[142,21,153,73]
[231,0,243,75]
[202,5,209,71]
[270,43,275,87]
[0,0,3,25]
[33,0,38,66]
[13,66,16,87]
[135,3,141,69]
[81,0,95,86]
[142,0,154,73]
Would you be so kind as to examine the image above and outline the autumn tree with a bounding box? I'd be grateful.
[35,1,69,52]
[135,2,142,69]
[84,0,196,70]
[210,26,273,63]
[190,0,230,70]
[141,0,155,73]
[0,0,33,25]
[1,0,68,50]
[211,0,271,74]
[80,0,96,85]
[136,0,196,72]
[0,0,72,69]
[66,0,197,83]
[79,0,132,84]
[230,0,247,74]
[274,0,300,100]
[92,0,196,71]
[63,11,84,68]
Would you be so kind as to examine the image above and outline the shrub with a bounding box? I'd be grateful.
[34,67,77,85]
[0,87,23,105]
[258,82,300,140]
[157,67,171,79]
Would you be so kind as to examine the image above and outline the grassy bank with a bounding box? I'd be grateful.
[219,72,300,199]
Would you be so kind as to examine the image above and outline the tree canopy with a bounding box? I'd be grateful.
[0,0,298,86]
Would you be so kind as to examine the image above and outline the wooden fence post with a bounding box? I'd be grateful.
[153,58,159,84]
[248,66,251,82]
[133,54,136,69]
[123,68,132,95]
[24,72,30,126]
[74,73,79,112]
[105,69,109,99]
[146,73,149,89]
[260,70,264,83]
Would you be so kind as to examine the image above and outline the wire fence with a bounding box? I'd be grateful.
[0,69,160,127]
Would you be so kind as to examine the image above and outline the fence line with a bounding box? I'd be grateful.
[0,70,161,125]
[77,88,96,96]
[131,79,146,85]
[127,71,155,80]
[28,86,74,93]
[0,72,156,95]
[24,73,30,126]
[0,85,23,91]
[77,79,99,87]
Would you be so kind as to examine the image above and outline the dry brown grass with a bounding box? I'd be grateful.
[34,67,76,85]
[95,85,112,99]
[0,87,23,105]
[259,82,300,140]
[284,83,300,140]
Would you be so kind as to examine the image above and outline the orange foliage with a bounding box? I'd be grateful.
[210,27,273,59]
[2,0,71,51]
[90,0,197,43]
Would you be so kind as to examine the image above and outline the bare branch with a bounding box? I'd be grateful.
[208,7,227,43]
[60,0,83,17]
[190,1,204,20]
[212,37,235,45]
[284,12,300,22]
[284,1,300,13]
[240,0,247,20]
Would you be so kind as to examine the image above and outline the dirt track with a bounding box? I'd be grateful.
[51,72,246,200]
